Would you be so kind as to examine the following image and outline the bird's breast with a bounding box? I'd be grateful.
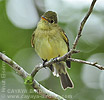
[35,30,68,60]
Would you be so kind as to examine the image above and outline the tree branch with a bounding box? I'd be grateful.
[68,58,104,70]
[0,52,66,100]
[72,0,97,49]
[31,49,79,77]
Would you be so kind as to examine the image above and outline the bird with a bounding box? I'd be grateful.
[31,11,74,89]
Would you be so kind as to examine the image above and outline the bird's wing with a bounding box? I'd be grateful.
[60,29,71,68]
[60,29,70,51]
[31,32,35,48]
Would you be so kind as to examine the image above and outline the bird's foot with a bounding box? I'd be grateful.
[53,55,60,62]
[42,59,48,68]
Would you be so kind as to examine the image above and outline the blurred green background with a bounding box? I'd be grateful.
[0,0,104,100]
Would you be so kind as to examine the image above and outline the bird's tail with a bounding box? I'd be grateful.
[53,62,74,89]
[60,72,73,89]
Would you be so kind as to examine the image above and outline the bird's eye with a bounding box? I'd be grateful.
[50,20,54,23]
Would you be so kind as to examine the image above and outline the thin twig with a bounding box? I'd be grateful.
[72,0,97,49]
[0,52,66,100]
[31,55,104,78]
[68,58,104,70]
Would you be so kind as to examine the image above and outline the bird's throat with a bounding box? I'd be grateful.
[37,20,51,30]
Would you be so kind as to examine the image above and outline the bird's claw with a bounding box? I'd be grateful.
[42,59,48,68]
[53,55,60,62]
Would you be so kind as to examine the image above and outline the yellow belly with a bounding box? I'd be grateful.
[35,34,68,60]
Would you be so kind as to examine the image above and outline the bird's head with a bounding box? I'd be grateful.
[41,11,57,24]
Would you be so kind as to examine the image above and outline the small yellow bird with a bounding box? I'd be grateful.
[31,11,74,89]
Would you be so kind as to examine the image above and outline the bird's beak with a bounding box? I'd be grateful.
[41,16,48,21]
